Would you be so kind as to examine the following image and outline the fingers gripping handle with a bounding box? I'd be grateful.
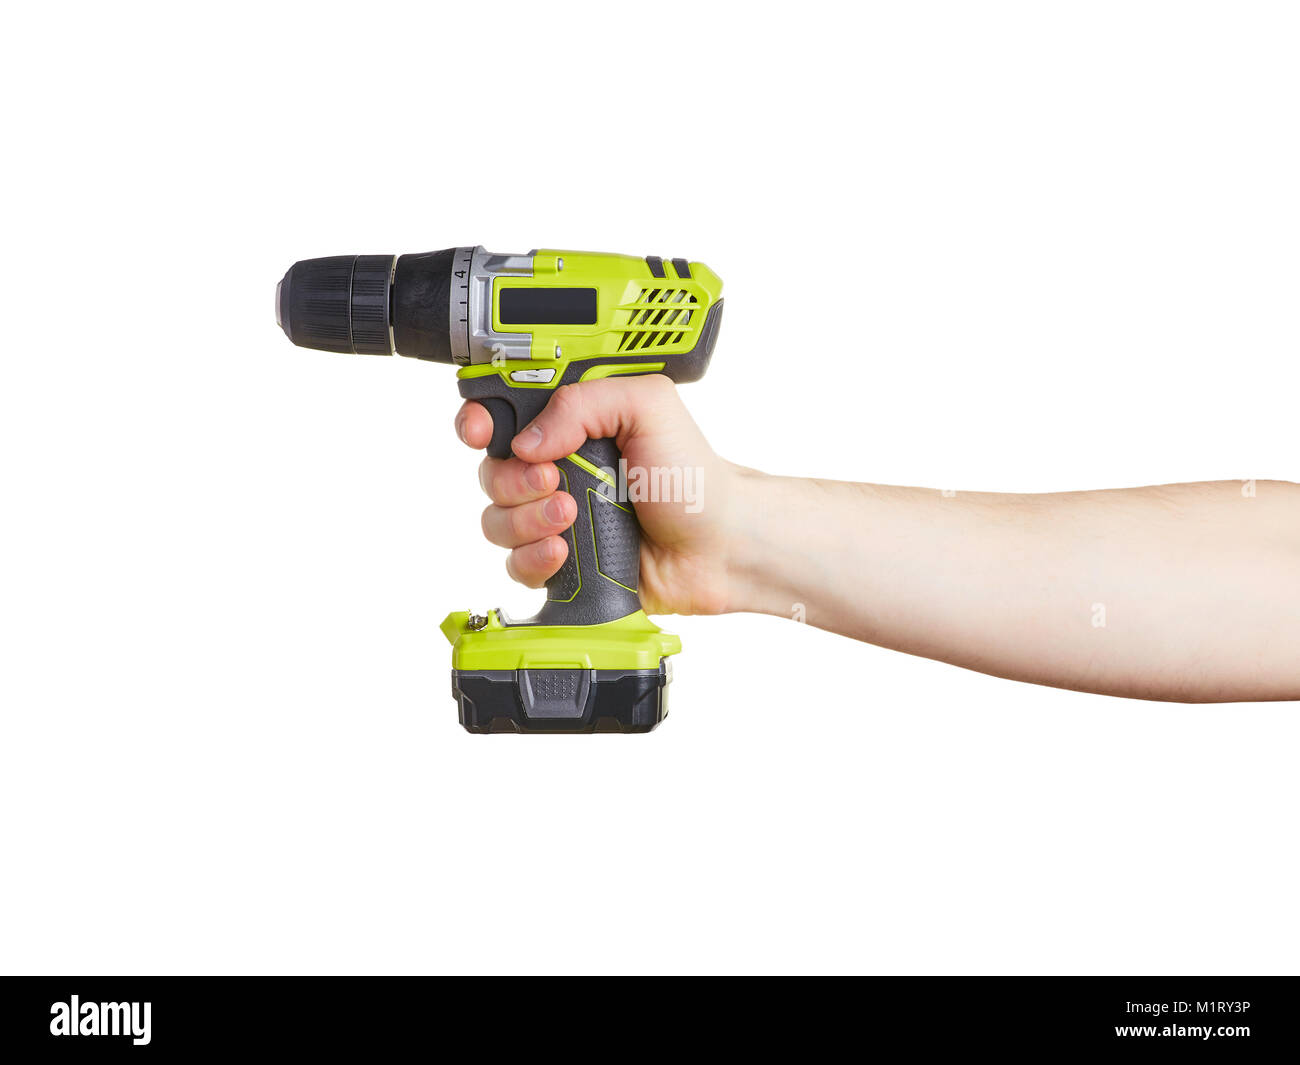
[459,376,643,626]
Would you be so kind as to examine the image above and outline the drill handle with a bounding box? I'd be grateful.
[459,374,643,626]
[537,436,641,626]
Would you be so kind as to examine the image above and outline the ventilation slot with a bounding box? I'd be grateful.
[618,290,698,352]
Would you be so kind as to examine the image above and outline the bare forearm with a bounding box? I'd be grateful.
[726,473,1300,701]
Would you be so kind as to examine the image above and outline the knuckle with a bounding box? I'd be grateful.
[509,502,537,540]
[552,383,581,413]
[643,375,678,408]
[644,372,675,396]
[516,461,541,498]
[508,549,541,588]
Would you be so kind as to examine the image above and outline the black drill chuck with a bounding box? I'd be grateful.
[276,254,392,355]
[276,250,457,361]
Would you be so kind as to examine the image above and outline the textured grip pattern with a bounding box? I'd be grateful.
[535,437,641,625]
[589,492,639,590]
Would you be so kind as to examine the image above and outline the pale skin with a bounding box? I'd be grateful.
[456,376,1300,703]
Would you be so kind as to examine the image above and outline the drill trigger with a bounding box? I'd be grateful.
[480,397,517,460]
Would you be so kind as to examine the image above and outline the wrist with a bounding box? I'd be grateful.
[721,465,797,617]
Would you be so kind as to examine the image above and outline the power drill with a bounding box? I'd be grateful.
[276,248,723,733]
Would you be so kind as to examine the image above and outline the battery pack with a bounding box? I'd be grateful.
[452,661,670,734]
[441,608,681,735]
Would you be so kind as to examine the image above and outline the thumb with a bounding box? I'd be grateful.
[511,376,672,462]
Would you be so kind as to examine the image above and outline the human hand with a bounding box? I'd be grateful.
[455,375,738,616]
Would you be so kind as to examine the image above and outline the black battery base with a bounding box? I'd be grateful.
[452,661,671,734]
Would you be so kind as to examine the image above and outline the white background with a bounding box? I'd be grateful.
[2,1,1297,975]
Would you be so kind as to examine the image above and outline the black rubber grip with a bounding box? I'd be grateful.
[478,397,516,460]
[537,437,640,626]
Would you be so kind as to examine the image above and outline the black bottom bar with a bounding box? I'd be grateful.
[0,976,1292,1054]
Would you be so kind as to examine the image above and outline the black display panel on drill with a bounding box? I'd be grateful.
[497,287,598,325]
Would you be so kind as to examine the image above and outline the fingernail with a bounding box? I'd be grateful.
[478,463,490,494]
[544,496,567,523]
[525,464,549,492]
[454,410,468,443]
[516,424,543,452]
[538,539,557,563]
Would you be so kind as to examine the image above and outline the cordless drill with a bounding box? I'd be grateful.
[276,248,723,733]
